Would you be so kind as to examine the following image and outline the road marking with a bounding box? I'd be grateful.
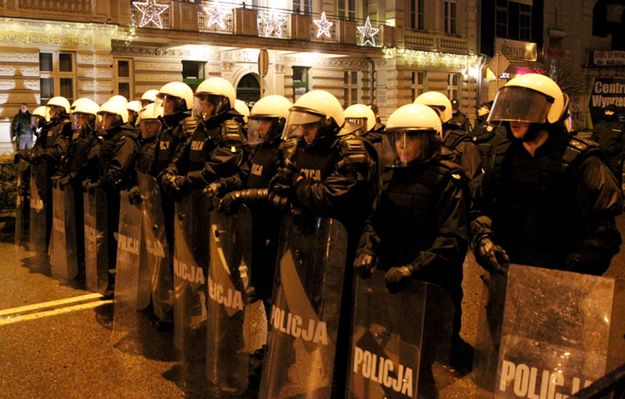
[0,300,113,326]
[0,293,104,318]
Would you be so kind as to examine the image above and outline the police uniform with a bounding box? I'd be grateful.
[591,115,625,186]
[442,126,483,197]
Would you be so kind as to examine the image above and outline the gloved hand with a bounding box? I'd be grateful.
[82,180,99,193]
[219,191,242,215]
[57,175,71,189]
[203,181,224,209]
[384,265,412,293]
[268,167,294,195]
[353,249,377,278]
[161,173,187,199]
[128,186,142,206]
[474,236,510,275]
[51,175,61,188]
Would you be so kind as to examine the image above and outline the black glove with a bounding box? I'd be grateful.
[474,236,510,274]
[51,175,61,188]
[203,181,224,209]
[82,180,99,193]
[128,186,142,206]
[57,175,71,189]
[384,265,412,293]
[353,249,377,278]
[268,167,294,195]
[219,191,242,215]
[161,173,187,199]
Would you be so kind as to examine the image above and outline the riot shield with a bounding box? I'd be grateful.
[28,162,48,254]
[14,159,29,247]
[49,185,78,281]
[137,172,173,322]
[83,188,109,293]
[258,216,348,399]
[205,205,261,394]
[173,190,211,360]
[346,271,454,399]
[112,191,146,339]
[474,264,625,399]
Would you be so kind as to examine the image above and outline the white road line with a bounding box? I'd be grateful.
[0,300,113,326]
[0,293,104,318]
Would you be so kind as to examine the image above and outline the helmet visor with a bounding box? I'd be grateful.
[281,109,324,143]
[382,130,440,167]
[248,117,279,145]
[139,118,162,140]
[488,86,553,124]
[345,117,368,133]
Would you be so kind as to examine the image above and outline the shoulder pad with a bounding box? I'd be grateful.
[338,136,371,168]
[182,116,198,136]
[563,136,600,166]
[221,119,244,143]
[339,136,367,154]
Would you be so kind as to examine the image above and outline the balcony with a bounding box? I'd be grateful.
[0,0,473,56]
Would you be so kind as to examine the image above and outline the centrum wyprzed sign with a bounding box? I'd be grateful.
[589,77,625,125]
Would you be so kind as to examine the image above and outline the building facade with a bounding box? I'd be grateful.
[0,0,481,154]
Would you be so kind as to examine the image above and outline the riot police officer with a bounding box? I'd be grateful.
[127,100,142,128]
[141,89,159,109]
[354,103,472,374]
[415,91,482,196]
[29,96,72,168]
[160,77,245,200]
[345,103,381,144]
[591,103,625,187]
[450,98,471,133]
[472,74,622,276]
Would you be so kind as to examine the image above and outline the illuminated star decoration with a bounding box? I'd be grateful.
[357,16,379,47]
[261,12,286,37]
[313,11,333,39]
[204,2,227,30]
[132,0,169,29]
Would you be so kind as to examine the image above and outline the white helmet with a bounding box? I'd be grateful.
[138,103,163,140]
[71,98,95,113]
[32,105,50,121]
[141,89,159,103]
[283,90,345,143]
[46,96,70,114]
[234,99,250,123]
[73,98,99,116]
[195,77,236,110]
[384,103,443,167]
[158,81,194,111]
[250,95,293,120]
[108,95,128,106]
[414,91,452,123]
[488,73,567,124]
[248,95,293,144]
[127,100,142,114]
[98,100,129,124]
[344,103,376,132]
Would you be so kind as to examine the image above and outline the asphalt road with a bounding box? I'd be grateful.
[0,216,623,399]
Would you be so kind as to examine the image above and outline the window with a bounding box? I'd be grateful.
[292,0,311,14]
[114,58,133,99]
[444,0,457,35]
[447,73,460,103]
[39,51,76,104]
[343,70,359,107]
[182,60,206,91]
[338,0,356,20]
[411,71,427,101]
[292,66,310,102]
[519,4,531,41]
[495,0,508,37]
[410,0,425,31]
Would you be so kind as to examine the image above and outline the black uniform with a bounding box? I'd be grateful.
[358,151,469,358]
[591,115,625,186]
[442,127,483,197]
[163,110,245,195]
[473,126,622,275]
[449,110,471,134]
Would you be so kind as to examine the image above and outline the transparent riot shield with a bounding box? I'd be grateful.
[137,172,173,322]
[49,185,78,281]
[83,187,109,293]
[14,159,29,247]
[346,271,454,399]
[173,190,210,360]
[258,216,348,399]
[474,264,625,399]
[29,162,48,254]
[205,205,258,394]
[112,191,146,339]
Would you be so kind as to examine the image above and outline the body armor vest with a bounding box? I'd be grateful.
[247,139,281,189]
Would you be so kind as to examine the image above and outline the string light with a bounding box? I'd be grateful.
[357,16,379,47]
[383,47,482,70]
[132,0,169,29]
[313,11,333,39]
